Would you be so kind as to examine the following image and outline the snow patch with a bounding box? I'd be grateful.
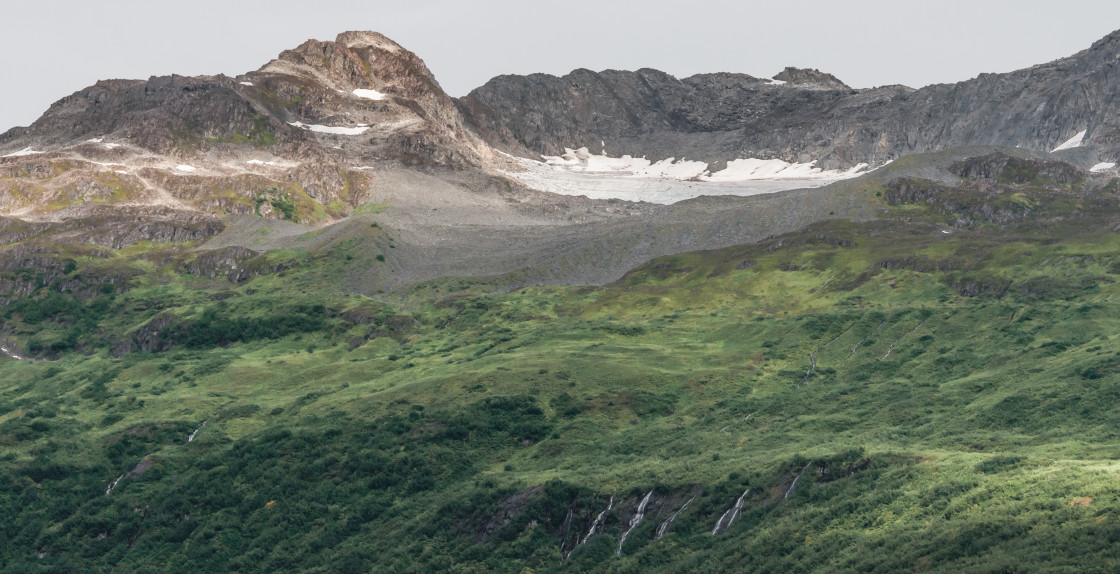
[506,146,878,204]
[1090,162,1116,172]
[704,158,868,182]
[175,165,197,173]
[767,78,787,86]
[2,147,42,158]
[85,137,120,149]
[247,159,277,166]
[288,121,370,136]
[540,147,868,183]
[633,158,710,179]
[1052,130,1087,153]
[91,161,129,175]
[239,81,254,86]
[541,147,708,178]
[352,88,386,100]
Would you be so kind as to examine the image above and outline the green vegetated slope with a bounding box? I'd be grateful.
[4,162,1120,572]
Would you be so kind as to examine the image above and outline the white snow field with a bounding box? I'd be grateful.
[287,122,371,135]
[1,147,42,158]
[509,147,874,204]
[352,88,386,100]
[1091,162,1116,172]
[1052,130,1087,152]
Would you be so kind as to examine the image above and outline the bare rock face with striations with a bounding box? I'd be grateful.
[459,29,1120,169]
[253,30,494,167]
[457,67,871,168]
[0,31,497,224]
[772,67,851,90]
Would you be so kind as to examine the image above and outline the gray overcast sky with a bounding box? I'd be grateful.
[3,0,1119,132]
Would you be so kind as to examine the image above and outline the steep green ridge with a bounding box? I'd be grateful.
[4,162,1120,572]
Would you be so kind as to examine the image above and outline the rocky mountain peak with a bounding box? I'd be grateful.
[336,30,405,53]
[772,67,851,90]
[258,31,446,102]
[0,30,500,224]
[1089,28,1120,51]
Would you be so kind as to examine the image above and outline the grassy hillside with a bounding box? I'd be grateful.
[4,162,1120,572]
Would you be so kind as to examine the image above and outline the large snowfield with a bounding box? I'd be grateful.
[507,147,873,204]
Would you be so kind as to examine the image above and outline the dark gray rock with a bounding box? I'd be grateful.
[949,153,1083,184]
[112,311,175,357]
[459,29,1120,169]
[773,67,851,90]
[181,246,260,280]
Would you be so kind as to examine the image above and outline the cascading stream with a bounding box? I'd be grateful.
[565,496,615,560]
[581,496,613,545]
[0,342,28,361]
[655,496,694,540]
[105,475,124,496]
[617,491,654,555]
[800,323,854,387]
[798,351,818,387]
[883,319,927,360]
[850,319,889,358]
[783,464,812,502]
[711,489,750,535]
[186,420,207,443]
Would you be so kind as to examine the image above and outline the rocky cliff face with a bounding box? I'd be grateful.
[459,30,1120,170]
[0,32,499,224]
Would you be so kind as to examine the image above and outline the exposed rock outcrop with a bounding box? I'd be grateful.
[0,31,499,224]
[460,30,1120,169]
[112,312,175,357]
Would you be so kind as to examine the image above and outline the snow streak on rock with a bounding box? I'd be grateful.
[352,88,386,100]
[1,147,42,158]
[1051,130,1087,153]
[287,121,371,136]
